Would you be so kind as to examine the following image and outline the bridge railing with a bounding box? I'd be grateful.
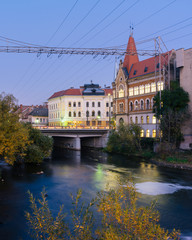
[34,126,114,130]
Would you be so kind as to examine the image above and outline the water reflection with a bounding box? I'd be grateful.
[0,148,192,239]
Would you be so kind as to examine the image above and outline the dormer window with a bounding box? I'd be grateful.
[133,70,137,75]
[144,67,148,72]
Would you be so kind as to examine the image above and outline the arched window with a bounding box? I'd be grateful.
[151,82,156,92]
[78,102,81,107]
[152,116,156,124]
[141,116,144,124]
[146,99,150,109]
[157,81,164,91]
[73,102,76,107]
[98,111,101,117]
[139,85,144,94]
[135,116,138,124]
[86,111,89,117]
[92,102,95,107]
[130,117,133,123]
[92,111,95,117]
[73,111,76,117]
[141,100,144,110]
[119,85,124,98]
[106,111,109,117]
[152,130,156,138]
[140,129,144,137]
[119,118,124,124]
[68,102,71,107]
[135,100,138,110]
[119,103,124,112]
[130,102,133,111]
[146,116,149,124]
[98,102,101,107]
[69,111,71,117]
[86,102,89,107]
[146,129,150,137]
[78,111,81,117]
[145,84,150,93]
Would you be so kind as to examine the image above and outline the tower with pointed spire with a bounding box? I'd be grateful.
[112,34,173,138]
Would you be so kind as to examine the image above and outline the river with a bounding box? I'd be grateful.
[0,148,192,239]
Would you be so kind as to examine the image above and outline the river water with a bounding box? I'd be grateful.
[0,148,192,240]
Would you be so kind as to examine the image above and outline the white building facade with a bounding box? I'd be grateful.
[48,84,113,128]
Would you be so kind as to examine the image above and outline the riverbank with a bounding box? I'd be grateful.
[150,158,192,170]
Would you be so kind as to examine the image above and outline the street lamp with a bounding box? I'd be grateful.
[108,93,111,129]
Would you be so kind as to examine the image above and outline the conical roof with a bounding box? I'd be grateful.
[123,35,139,73]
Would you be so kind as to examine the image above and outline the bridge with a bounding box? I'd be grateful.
[40,128,110,150]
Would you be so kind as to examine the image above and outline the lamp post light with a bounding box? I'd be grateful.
[108,93,111,129]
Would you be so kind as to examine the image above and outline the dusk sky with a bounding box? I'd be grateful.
[1,0,192,105]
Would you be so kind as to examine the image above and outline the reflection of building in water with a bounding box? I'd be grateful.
[48,83,113,128]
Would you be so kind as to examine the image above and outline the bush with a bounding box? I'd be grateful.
[26,183,180,240]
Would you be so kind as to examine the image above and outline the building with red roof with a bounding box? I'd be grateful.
[48,83,113,128]
[112,34,175,138]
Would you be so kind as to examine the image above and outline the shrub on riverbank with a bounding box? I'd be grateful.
[26,183,180,240]
[106,123,142,155]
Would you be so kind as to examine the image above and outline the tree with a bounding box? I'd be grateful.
[24,124,53,163]
[153,83,189,148]
[26,183,180,240]
[0,93,30,165]
[106,123,142,154]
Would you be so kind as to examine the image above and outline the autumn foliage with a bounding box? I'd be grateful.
[26,183,180,240]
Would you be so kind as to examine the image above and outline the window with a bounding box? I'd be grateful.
[129,87,133,96]
[135,100,138,110]
[73,111,76,117]
[78,102,81,107]
[135,116,138,124]
[145,84,150,93]
[98,102,101,107]
[134,86,139,95]
[141,116,144,124]
[86,102,89,107]
[78,111,81,117]
[40,118,42,123]
[144,66,148,72]
[152,130,156,138]
[130,102,133,111]
[106,102,109,107]
[86,111,89,117]
[146,116,149,124]
[92,121,96,126]
[119,85,124,98]
[111,102,113,107]
[152,116,156,124]
[119,103,123,112]
[133,70,137,75]
[146,99,150,110]
[151,82,156,92]
[140,129,144,137]
[43,119,45,123]
[92,111,95,117]
[106,111,109,117]
[69,111,71,117]
[146,129,150,137]
[98,121,101,126]
[111,111,113,116]
[92,102,95,107]
[73,102,76,107]
[98,111,101,117]
[140,100,144,110]
[130,117,133,123]
[156,63,160,68]
[139,85,144,95]
[157,81,164,91]
[68,102,71,107]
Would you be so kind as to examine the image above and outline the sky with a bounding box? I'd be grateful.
[0,0,192,105]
